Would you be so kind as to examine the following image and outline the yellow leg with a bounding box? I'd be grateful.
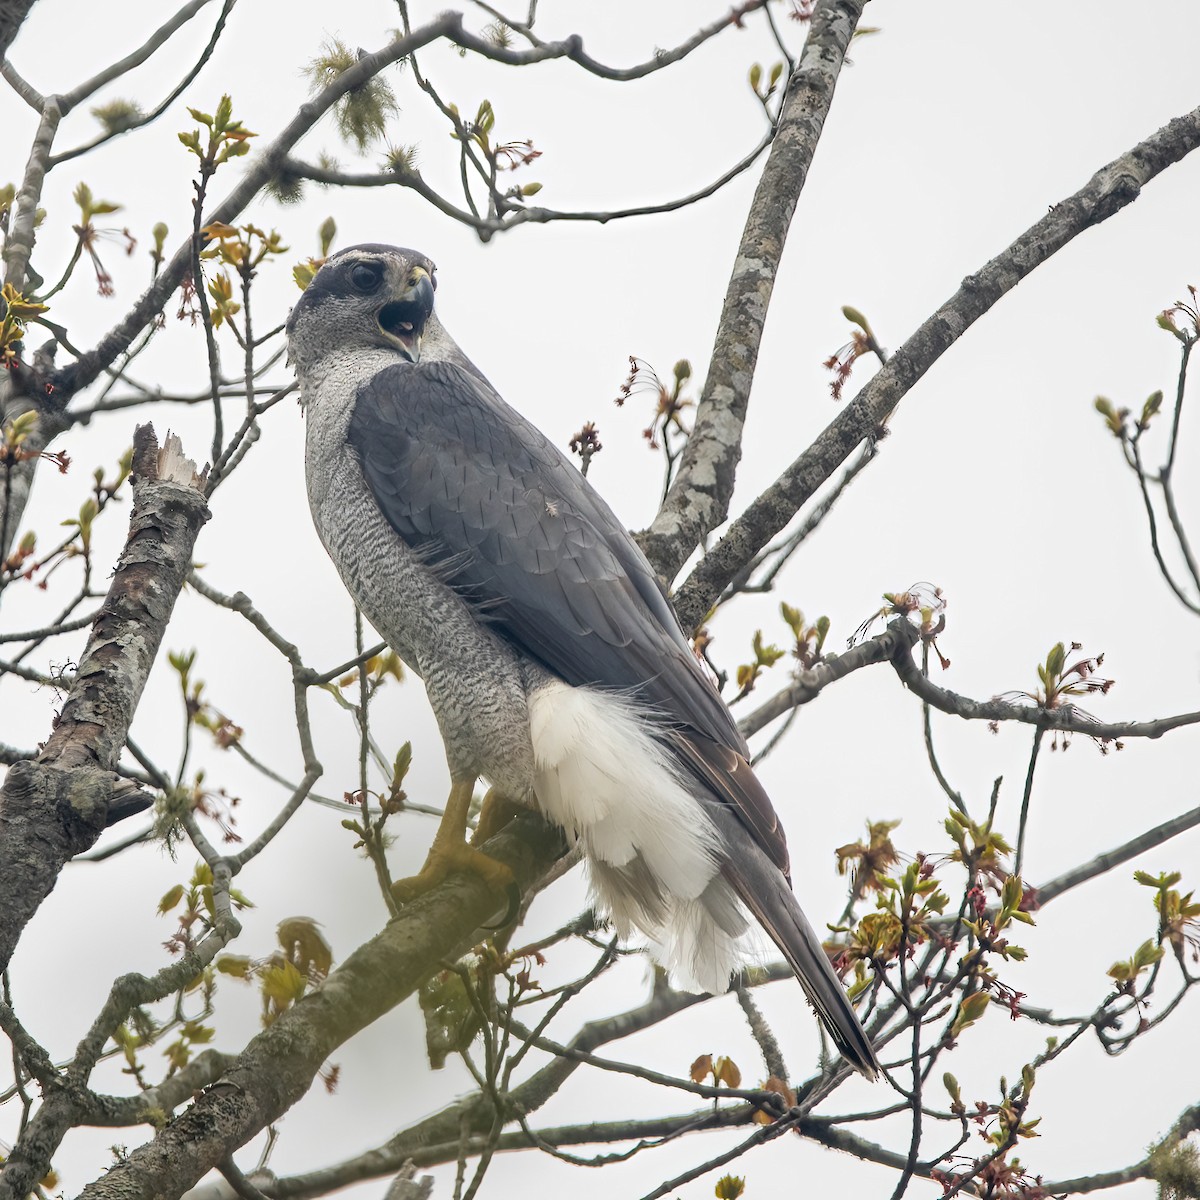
[391,778,516,906]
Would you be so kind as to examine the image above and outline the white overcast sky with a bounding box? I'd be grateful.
[3,2,1200,1198]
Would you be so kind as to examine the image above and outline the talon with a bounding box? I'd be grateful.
[482,881,522,930]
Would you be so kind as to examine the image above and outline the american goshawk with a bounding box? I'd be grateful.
[286,244,878,1079]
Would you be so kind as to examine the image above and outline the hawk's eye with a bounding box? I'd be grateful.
[349,263,382,293]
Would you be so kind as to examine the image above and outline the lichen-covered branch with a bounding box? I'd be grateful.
[0,426,209,975]
[672,105,1200,629]
[641,0,866,581]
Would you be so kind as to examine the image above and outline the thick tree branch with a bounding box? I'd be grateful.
[672,105,1200,628]
[0,426,208,975]
[71,815,566,1200]
[641,0,865,581]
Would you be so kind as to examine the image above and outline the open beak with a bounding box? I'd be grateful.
[378,266,435,362]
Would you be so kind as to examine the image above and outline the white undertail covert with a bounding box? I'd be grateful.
[528,681,752,994]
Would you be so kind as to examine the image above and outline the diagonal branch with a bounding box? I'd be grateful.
[672,104,1200,629]
[640,0,866,581]
[54,12,465,401]
[49,0,236,167]
[1040,1101,1200,1195]
[1035,804,1200,907]
[54,0,215,115]
[0,15,455,563]
[72,814,566,1200]
[182,979,714,1199]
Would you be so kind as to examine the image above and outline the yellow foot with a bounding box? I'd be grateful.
[390,840,518,913]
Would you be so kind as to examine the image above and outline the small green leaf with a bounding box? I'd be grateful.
[951,990,990,1037]
[1045,642,1065,680]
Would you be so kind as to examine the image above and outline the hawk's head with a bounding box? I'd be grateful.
[287,244,437,372]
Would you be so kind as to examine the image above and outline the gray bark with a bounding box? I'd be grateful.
[73,815,565,1200]
[672,105,1200,630]
[640,0,865,582]
[0,426,209,976]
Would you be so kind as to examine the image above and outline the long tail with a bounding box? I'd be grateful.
[711,804,880,1080]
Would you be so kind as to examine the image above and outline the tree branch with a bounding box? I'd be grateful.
[890,627,1200,743]
[0,426,208,975]
[738,620,918,739]
[1041,1101,1200,1195]
[672,104,1200,629]
[49,0,236,168]
[236,982,714,1199]
[640,0,865,581]
[53,13,465,401]
[1035,803,1200,907]
[285,127,773,237]
[71,814,566,1200]
[55,0,214,115]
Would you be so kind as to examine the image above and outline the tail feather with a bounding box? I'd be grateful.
[716,807,879,1079]
[527,679,878,1078]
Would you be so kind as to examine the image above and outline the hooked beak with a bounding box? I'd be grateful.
[378,266,435,363]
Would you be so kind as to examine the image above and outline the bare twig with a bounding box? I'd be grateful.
[890,630,1200,743]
